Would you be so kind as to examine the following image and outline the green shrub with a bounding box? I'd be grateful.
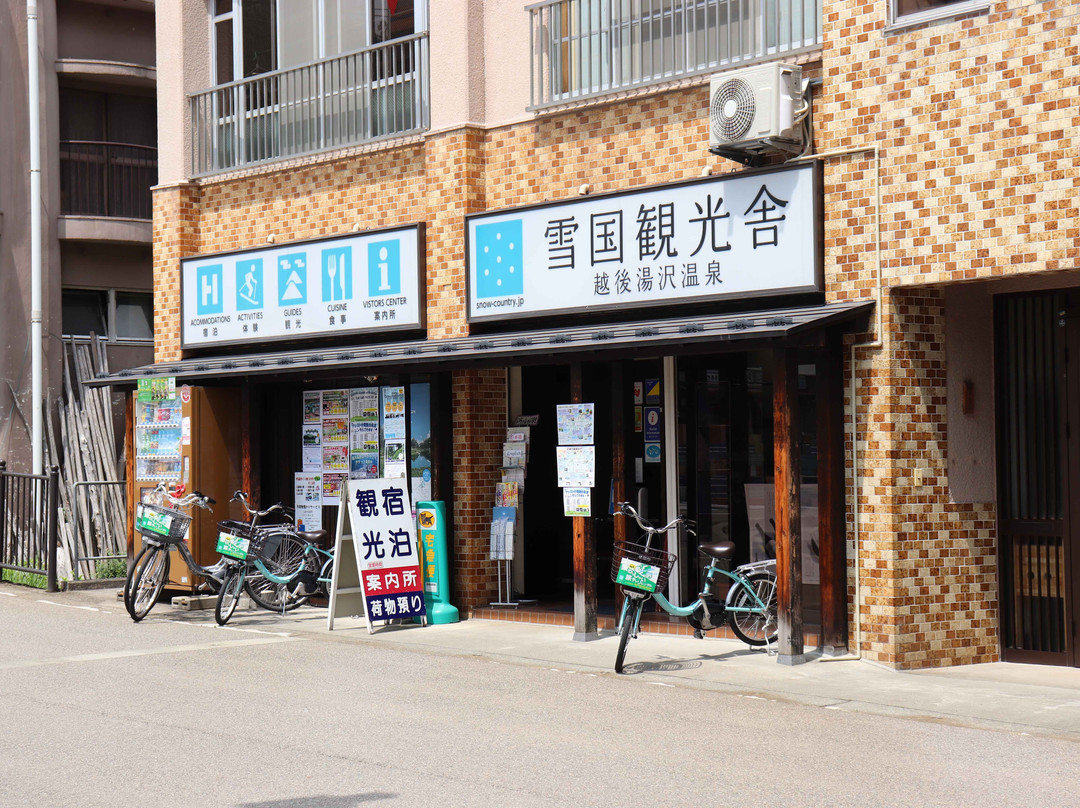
[95,558,127,579]
[1,568,48,589]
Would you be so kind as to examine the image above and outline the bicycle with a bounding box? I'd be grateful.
[126,483,226,622]
[611,502,779,674]
[212,492,325,625]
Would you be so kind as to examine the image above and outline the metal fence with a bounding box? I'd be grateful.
[527,0,821,109]
[191,33,430,176]
[0,461,60,592]
[59,141,157,220]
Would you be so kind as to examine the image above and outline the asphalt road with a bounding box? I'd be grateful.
[2,586,1078,808]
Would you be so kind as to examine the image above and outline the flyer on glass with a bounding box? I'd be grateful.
[556,403,594,445]
[556,445,595,487]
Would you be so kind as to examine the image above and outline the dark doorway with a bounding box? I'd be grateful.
[996,292,1080,666]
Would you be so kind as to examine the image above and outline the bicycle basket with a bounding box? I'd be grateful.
[135,503,191,542]
[611,540,677,594]
[215,520,256,560]
[248,530,284,563]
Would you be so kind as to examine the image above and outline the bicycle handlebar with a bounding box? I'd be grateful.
[616,501,695,536]
[152,481,214,511]
[230,490,286,519]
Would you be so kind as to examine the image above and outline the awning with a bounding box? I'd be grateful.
[86,300,873,388]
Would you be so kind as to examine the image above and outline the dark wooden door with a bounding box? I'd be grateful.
[996,292,1079,665]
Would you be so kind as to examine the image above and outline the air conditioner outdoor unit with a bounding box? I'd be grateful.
[708,63,804,161]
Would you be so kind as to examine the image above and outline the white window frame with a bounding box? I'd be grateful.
[886,0,992,32]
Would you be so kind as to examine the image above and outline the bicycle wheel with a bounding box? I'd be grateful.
[129,545,170,622]
[615,596,643,674]
[317,555,335,599]
[727,571,779,646]
[215,566,245,626]
[245,532,308,612]
[123,543,151,617]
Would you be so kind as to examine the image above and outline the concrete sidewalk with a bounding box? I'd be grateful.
[33,584,1080,742]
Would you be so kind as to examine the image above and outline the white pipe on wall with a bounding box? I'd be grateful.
[28,0,43,475]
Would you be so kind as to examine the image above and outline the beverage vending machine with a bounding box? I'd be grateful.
[133,385,243,592]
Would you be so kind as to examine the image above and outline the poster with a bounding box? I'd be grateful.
[496,481,519,508]
[556,403,594,445]
[346,478,426,621]
[381,386,406,442]
[302,422,322,472]
[351,451,380,479]
[644,406,661,442]
[563,487,591,517]
[321,389,349,416]
[384,440,407,479]
[322,416,349,445]
[490,507,516,560]
[323,472,347,505]
[323,445,349,472]
[294,472,323,532]
[744,483,819,584]
[303,391,321,424]
[556,445,595,487]
[350,387,380,478]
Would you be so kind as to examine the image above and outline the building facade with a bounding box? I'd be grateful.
[117,0,1080,669]
[1,0,157,468]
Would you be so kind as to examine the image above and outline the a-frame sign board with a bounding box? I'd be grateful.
[328,478,427,633]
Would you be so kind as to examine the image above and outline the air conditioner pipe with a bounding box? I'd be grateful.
[787,145,883,662]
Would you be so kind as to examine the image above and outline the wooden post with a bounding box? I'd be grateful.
[571,362,598,640]
[773,348,805,664]
[817,339,849,656]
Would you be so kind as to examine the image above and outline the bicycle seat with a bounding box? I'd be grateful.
[299,529,327,543]
[699,541,736,561]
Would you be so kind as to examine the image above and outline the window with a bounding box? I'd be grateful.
[890,0,992,27]
[62,289,154,342]
[212,0,424,83]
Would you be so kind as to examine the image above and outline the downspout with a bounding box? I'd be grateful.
[788,146,883,660]
[27,0,43,475]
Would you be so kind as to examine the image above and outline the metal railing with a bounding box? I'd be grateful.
[191,33,430,176]
[0,461,60,592]
[59,141,157,220]
[72,480,127,581]
[527,0,821,110]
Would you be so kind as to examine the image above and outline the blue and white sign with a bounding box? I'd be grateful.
[466,163,820,321]
[181,225,423,348]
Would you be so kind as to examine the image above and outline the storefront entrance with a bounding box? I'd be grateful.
[996,292,1080,666]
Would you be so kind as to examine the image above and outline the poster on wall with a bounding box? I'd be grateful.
[743,483,819,584]
[384,440,407,479]
[303,391,321,424]
[302,422,322,472]
[321,389,349,417]
[556,445,595,487]
[349,387,381,479]
[381,386,406,442]
[563,487,591,517]
[323,445,348,473]
[556,403,594,445]
[294,472,323,532]
[323,472,347,505]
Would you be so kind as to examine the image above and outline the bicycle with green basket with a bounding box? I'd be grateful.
[212,491,328,626]
[612,501,779,674]
[126,482,226,621]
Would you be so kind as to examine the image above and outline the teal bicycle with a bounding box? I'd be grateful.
[612,502,778,673]
[213,492,330,626]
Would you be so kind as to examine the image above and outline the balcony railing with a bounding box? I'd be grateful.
[528,0,821,110]
[190,33,430,177]
[59,141,157,220]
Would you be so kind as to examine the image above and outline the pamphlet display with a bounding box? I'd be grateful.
[489,417,539,607]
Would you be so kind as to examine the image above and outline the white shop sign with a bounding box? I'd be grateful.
[466,163,820,322]
[181,225,424,348]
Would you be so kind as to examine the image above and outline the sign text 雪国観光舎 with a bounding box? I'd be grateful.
[466,163,820,321]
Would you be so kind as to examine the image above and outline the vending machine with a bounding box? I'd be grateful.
[133,385,243,591]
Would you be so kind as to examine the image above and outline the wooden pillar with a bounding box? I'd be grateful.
[571,362,598,640]
[817,338,849,656]
[773,348,805,664]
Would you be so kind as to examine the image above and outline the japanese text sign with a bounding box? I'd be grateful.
[466,163,820,321]
[181,225,424,347]
[346,479,426,622]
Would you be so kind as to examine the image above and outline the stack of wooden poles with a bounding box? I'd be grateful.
[45,335,127,580]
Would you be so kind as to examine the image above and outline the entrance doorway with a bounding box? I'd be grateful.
[996,292,1080,665]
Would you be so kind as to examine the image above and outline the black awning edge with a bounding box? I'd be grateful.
[86,300,874,389]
